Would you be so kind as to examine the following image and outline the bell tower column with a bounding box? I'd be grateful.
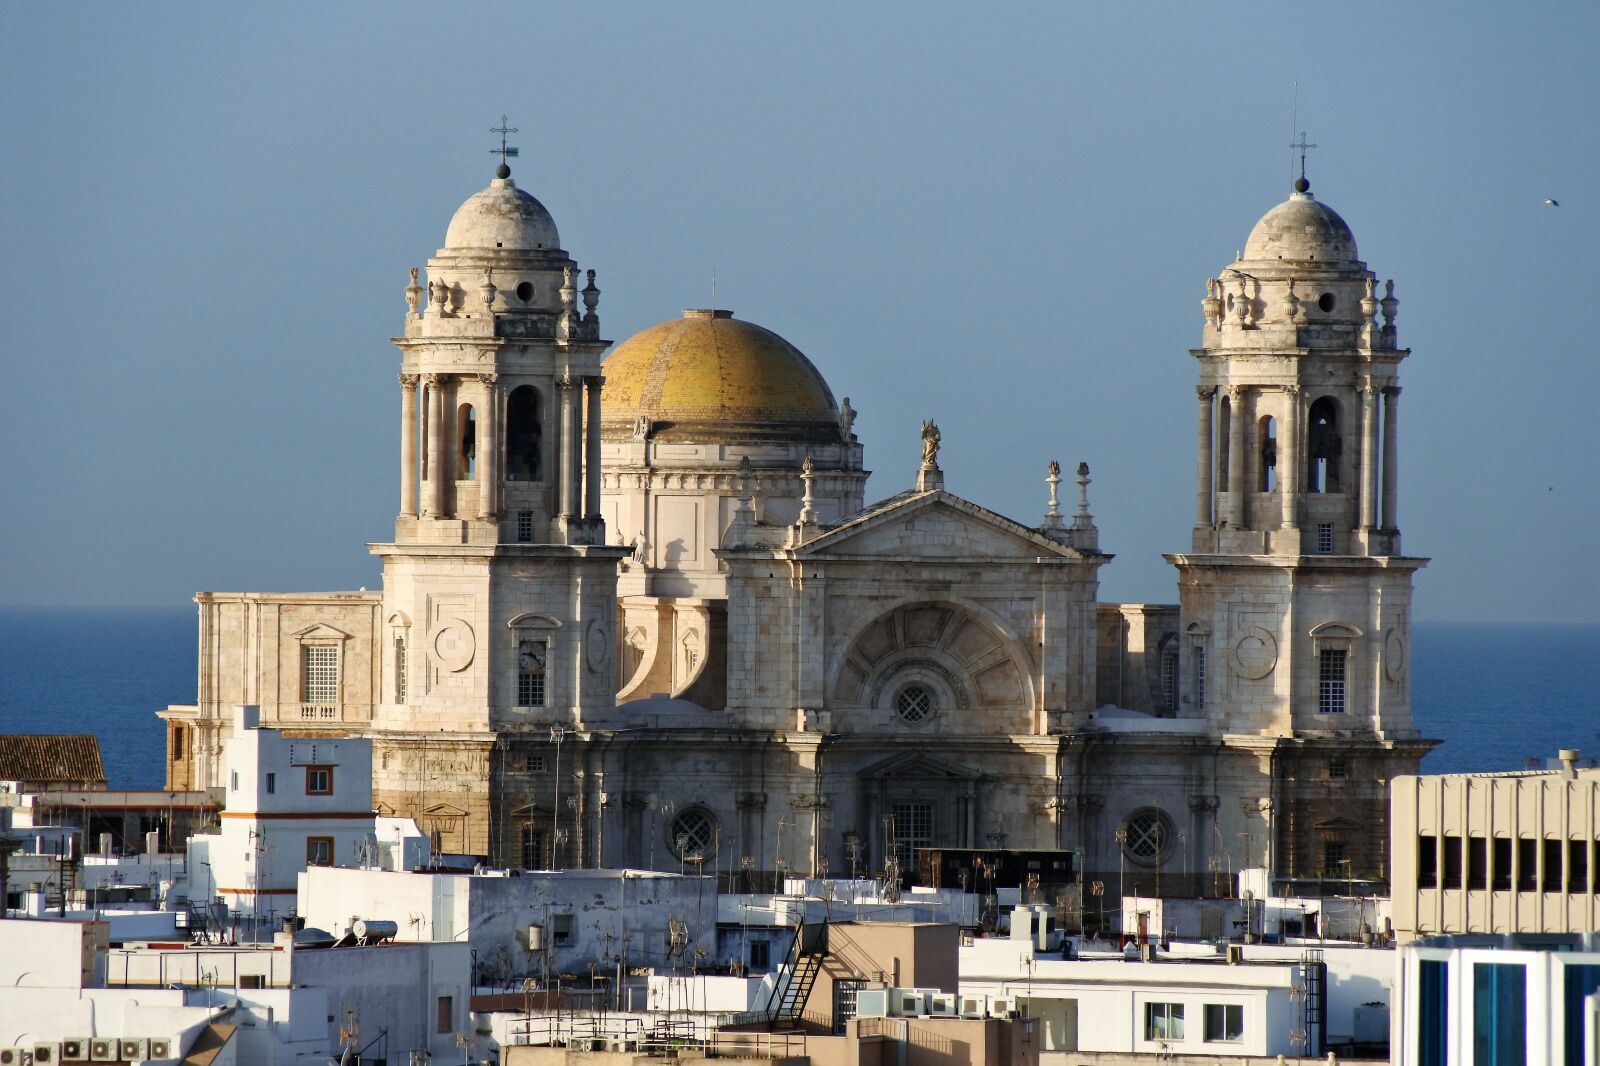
[1226,385,1249,529]
[1279,385,1300,533]
[1195,386,1215,527]
[1360,384,1380,530]
[584,376,604,518]
[478,374,499,520]
[424,373,445,519]
[1382,386,1400,529]
[400,374,419,517]
[559,375,580,520]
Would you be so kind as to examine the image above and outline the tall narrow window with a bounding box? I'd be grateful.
[506,386,542,482]
[1468,836,1488,890]
[1306,396,1342,493]
[1323,841,1348,874]
[1473,963,1526,1066]
[1217,396,1232,492]
[1317,522,1335,554]
[457,403,476,479]
[394,636,408,703]
[1569,840,1588,893]
[1417,835,1437,888]
[1492,838,1512,891]
[517,510,534,542]
[1318,649,1347,713]
[517,639,547,707]
[1517,838,1537,892]
[172,726,186,762]
[1419,960,1448,1066]
[1258,415,1277,491]
[1545,839,1564,892]
[303,646,340,705]
[1443,835,1463,890]
[1192,645,1207,710]
[1159,651,1178,714]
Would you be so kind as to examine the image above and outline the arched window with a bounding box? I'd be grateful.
[1306,397,1342,493]
[506,385,542,482]
[457,403,476,480]
[1258,416,1277,492]
[1217,394,1233,491]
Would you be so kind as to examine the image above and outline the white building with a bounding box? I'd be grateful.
[186,707,374,917]
[0,917,470,1066]
[296,865,713,985]
[1395,932,1600,1066]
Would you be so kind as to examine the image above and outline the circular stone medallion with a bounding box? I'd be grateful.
[1384,628,1407,681]
[1232,627,1279,680]
[585,619,609,674]
[431,618,476,672]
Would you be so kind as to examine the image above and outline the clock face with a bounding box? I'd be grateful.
[519,641,546,670]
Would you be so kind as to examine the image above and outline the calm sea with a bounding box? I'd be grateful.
[0,608,1593,788]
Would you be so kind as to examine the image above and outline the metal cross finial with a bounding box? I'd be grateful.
[1290,130,1317,181]
[490,116,520,164]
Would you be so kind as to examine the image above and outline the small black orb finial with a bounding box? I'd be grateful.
[496,162,511,180]
[1294,176,1310,194]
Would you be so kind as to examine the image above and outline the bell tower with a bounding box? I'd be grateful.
[1167,171,1435,880]
[368,157,627,856]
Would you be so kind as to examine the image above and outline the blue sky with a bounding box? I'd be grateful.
[2,3,1595,622]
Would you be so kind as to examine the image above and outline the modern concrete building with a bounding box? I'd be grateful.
[1392,751,1600,942]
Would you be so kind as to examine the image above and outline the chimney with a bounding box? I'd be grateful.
[1559,749,1580,779]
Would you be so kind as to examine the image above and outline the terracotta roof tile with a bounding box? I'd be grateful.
[0,734,107,785]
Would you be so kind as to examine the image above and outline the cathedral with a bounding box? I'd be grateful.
[159,157,1433,896]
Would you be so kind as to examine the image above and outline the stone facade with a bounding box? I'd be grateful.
[161,165,1433,894]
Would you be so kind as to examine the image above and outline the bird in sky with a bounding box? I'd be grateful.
[1543,198,1561,207]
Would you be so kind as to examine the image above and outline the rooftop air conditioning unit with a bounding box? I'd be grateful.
[958,995,987,1019]
[58,1043,87,1063]
[0,1050,30,1066]
[855,990,889,1019]
[990,995,1016,1018]
[928,993,958,1018]
[892,989,930,1017]
[147,1040,173,1061]
[33,1047,57,1066]
[1225,943,1245,965]
[119,1040,148,1062]
[88,1040,115,1063]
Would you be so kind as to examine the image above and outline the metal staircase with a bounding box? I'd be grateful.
[765,921,828,1027]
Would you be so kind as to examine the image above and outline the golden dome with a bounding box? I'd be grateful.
[602,310,840,440]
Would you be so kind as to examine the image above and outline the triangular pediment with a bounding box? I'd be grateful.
[1313,815,1363,834]
[422,803,468,818]
[860,749,983,781]
[798,491,1083,561]
[291,622,353,641]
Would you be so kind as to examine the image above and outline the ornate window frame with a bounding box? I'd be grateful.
[293,623,351,719]
[1309,622,1361,716]
[508,613,562,710]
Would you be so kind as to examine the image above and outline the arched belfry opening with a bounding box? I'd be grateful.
[1258,415,1277,492]
[507,385,542,482]
[457,402,476,480]
[1217,394,1233,492]
[1306,396,1341,494]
